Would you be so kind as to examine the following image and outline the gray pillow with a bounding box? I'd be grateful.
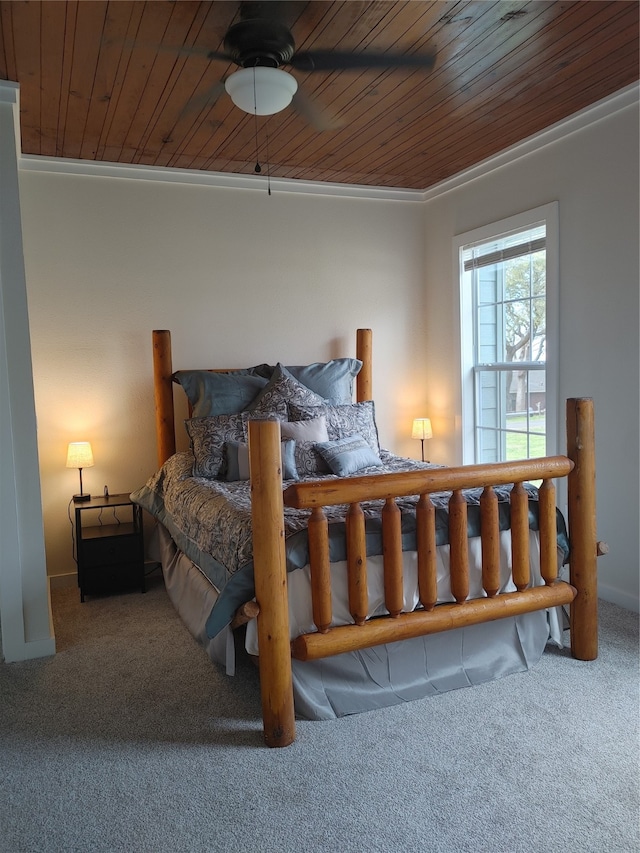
[246,363,326,421]
[174,369,269,417]
[280,416,329,443]
[315,434,383,477]
[288,400,380,454]
[185,413,246,478]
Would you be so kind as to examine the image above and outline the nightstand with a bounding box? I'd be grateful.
[74,493,145,602]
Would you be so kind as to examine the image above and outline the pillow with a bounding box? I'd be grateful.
[315,434,383,477]
[185,412,246,478]
[289,400,380,454]
[253,359,362,404]
[174,369,269,417]
[284,360,362,405]
[246,363,327,421]
[280,416,329,443]
[292,440,331,477]
[224,439,298,481]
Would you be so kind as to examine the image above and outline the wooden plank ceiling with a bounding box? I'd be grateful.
[0,1,637,190]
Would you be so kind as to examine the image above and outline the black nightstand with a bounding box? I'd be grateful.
[74,493,145,602]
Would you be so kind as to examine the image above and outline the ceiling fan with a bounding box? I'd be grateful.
[164,1,437,129]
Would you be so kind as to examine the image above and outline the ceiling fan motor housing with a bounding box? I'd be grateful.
[223,19,295,68]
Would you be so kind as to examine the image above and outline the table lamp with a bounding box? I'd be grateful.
[411,418,432,462]
[66,441,94,502]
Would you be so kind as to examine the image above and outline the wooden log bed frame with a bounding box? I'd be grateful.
[152,328,600,748]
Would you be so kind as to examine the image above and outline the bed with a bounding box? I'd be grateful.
[132,328,600,747]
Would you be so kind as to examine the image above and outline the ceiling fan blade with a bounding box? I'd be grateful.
[117,37,232,63]
[161,46,233,63]
[290,49,436,72]
[185,80,227,113]
[291,90,344,132]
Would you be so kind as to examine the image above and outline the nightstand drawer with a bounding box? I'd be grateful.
[81,534,141,568]
[81,562,144,595]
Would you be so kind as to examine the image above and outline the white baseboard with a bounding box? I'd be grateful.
[1,633,56,663]
[599,583,639,614]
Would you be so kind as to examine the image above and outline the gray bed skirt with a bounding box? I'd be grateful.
[153,524,560,722]
[290,610,551,719]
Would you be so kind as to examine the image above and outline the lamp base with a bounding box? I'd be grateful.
[73,493,91,502]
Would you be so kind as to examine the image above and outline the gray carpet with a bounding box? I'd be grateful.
[1,571,638,853]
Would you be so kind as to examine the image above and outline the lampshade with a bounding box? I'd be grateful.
[225,66,298,116]
[411,418,433,441]
[66,442,94,469]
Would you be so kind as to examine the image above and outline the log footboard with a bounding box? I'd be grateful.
[249,399,599,748]
[150,330,599,748]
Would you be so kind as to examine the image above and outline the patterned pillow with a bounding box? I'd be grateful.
[315,434,383,477]
[293,440,330,477]
[185,413,246,479]
[246,363,326,421]
[288,400,380,453]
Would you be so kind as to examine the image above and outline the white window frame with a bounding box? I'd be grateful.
[454,202,559,465]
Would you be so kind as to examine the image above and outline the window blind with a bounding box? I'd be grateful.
[463,236,546,271]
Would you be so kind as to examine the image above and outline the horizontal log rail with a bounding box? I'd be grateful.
[291,583,577,661]
[283,456,573,509]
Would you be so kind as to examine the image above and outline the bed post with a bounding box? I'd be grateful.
[566,397,598,661]
[356,328,373,402]
[152,330,176,467]
[248,419,296,748]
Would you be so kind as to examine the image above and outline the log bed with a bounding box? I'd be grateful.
[151,328,599,748]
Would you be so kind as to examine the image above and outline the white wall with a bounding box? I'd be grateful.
[18,172,426,582]
[422,90,639,610]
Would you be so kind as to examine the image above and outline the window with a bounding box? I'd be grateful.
[456,204,558,464]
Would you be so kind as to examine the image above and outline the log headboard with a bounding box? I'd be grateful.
[152,328,374,469]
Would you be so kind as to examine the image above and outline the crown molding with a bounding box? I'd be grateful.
[421,82,639,202]
[18,154,424,202]
[17,83,637,203]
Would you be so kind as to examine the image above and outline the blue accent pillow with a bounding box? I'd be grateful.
[224,439,298,481]
[174,369,269,417]
[315,434,383,476]
[285,360,362,405]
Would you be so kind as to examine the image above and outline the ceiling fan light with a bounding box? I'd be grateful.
[225,67,298,116]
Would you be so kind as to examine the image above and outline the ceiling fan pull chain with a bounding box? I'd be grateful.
[265,120,271,196]
[253,68,262,174]
[250,66,271,195]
